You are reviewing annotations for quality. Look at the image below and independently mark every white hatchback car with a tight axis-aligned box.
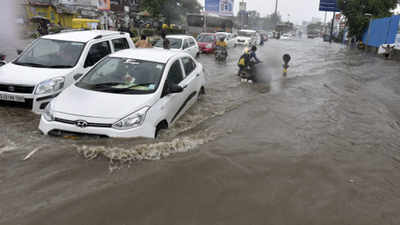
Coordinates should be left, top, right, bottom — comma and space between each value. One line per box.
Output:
39, 49, 206, 139
154, 35, 200, 58
0, 30, 134, 114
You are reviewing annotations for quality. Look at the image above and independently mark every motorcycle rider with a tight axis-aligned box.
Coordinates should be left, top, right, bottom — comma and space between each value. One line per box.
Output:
215, 36, 228, 58
249, 45, 261, 64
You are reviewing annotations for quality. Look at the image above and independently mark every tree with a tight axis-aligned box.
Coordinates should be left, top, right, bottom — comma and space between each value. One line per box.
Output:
338, 0, 398, 40
140, 0, 166, 18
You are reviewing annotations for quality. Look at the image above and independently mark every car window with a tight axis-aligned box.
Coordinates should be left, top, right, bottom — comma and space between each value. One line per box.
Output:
112, 38, 130, 52
183, 39, 190, 49
182, 57, 196, 76
77, 57, 164, 94
166, 60, 184, 85
84, 41, 111, 68
189, 38, 196, 47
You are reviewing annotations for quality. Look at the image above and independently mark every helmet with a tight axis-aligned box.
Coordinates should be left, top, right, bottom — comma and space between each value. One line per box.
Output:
162, 24, 168, 29
251, 45, 257, 52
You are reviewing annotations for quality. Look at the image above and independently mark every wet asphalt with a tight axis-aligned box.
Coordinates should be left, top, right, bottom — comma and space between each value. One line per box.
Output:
1, 38, 400, 225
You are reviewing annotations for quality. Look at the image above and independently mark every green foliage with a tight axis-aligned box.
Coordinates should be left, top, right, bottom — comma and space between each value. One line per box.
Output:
338, 0, 398, 39
140, 0, 166, 18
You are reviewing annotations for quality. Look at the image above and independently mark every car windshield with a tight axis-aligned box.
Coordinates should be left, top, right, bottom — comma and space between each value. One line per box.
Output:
154, 38, 182, 49
13, 38, 85, 68
197, 35, 214, 43
238, 31, 255, 37
76, 57, 164, 94
216, 34, 227, 39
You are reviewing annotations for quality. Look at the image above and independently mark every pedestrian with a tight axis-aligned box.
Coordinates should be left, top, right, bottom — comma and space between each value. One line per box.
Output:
161, 32, 170, 49
382, 44, 394, 60
135, 34, 152, 48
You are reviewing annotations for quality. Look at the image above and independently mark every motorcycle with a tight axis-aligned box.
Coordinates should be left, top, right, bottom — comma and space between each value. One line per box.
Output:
0, 54, 6, 67
215, 46, 227, 62
238, 58, 260, 83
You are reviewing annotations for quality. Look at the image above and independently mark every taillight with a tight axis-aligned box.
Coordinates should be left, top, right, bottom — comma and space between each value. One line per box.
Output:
0, 55, 5, 61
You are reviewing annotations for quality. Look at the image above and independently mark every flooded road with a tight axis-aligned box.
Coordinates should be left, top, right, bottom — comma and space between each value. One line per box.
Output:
2, 38, 400, 225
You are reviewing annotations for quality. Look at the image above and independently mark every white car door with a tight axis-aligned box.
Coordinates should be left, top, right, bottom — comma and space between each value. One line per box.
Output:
189, 38, 199, 57
182, 39, 192, 57
159, 59, 187, 124
180, 56, 201, 110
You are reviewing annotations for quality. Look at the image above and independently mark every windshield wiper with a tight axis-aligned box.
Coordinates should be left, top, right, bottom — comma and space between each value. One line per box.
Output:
14, 62, 47, 68
48, 65, 73, 68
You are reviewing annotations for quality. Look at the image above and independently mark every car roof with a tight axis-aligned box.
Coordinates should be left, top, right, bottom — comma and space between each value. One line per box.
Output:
166, 35, 194, 39
110, 48, 184, 63
239, 29, 256, 33
41, 30, 125, 43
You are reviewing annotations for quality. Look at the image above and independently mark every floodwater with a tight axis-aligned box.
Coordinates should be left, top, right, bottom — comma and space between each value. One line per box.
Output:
2, 38, 400, 225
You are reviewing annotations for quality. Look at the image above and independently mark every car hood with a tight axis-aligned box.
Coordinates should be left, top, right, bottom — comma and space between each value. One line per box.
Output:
53, 85, 157, 120
0, 63, 73, 86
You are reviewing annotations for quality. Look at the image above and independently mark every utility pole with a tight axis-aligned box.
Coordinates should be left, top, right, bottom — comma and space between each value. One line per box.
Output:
274, 0, 278, 16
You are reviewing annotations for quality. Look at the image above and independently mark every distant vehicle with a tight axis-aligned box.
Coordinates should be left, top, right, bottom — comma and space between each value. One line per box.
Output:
39, 49, 206, 139
281, 33, 290, 40
0, 30, 135, 114
154, 35, 200, 58
197, 33, 217, 53
235, 29, 257, 46
186, 14, 233, 35
216, 32, 235, 48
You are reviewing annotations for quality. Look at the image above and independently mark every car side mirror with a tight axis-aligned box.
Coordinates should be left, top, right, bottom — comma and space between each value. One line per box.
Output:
168, 83, 183, 94
17, 49, 23, 55
73, 73, 84, 81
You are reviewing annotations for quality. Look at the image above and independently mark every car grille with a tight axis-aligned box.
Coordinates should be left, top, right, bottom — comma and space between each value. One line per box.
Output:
0, 84, 35, 94
238, 40, 245, 42
54, 117, 113, 128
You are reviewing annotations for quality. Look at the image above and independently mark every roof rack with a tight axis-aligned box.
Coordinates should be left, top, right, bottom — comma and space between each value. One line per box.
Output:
94, 32, 128, 40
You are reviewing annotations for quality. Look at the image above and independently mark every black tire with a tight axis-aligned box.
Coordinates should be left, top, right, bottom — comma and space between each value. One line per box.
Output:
155, 120, 168, 139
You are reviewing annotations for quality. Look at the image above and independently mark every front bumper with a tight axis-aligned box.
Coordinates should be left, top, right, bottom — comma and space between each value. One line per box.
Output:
0, 90, 60, 114
39, 116, 156, 139
200, 48, 214, 53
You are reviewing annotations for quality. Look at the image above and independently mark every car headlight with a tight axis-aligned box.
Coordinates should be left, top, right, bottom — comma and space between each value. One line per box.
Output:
43, 102, 54, 122
206, 44, 212, 48
35, 77, 65, 95
112, 107, 150, 130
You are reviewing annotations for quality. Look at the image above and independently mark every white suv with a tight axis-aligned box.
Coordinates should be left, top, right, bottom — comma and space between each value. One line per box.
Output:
0, 30, 135, 114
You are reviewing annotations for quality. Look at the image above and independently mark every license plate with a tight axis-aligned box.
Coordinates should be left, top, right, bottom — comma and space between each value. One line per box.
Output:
0, 94, 25, 102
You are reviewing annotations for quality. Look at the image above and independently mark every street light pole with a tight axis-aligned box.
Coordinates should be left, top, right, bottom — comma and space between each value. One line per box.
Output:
365, 13, 372, 48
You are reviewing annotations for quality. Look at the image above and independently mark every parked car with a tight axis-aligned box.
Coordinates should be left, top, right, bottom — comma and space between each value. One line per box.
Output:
235, 29, 257, 46
154, 35, 200, 58
0, 30, 134, 114
39, 49, 206, 139
197, 33, 217, 53
281, 33, 290, 40
216, 32, 236, 48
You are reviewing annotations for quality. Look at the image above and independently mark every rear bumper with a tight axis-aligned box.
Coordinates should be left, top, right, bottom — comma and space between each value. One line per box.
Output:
200, 48, 214, 53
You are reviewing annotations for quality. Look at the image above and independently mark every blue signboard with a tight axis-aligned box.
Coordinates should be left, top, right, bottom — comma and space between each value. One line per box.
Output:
205, 0, 219, 13
319, 0, 340, 12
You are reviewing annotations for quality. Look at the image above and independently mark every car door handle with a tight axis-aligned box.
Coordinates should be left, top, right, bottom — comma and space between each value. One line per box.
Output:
196, 74, 200, 77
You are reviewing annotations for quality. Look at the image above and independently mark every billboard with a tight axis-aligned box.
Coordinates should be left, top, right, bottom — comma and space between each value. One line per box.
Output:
97, 0, 110, 10
205, 0, 219, 13
205, 0, 234, 16
319, 0, 340, 12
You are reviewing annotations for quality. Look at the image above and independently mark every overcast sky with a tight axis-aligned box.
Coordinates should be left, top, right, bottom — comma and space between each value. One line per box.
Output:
199, 0, 329, 24
199, 0, 400, 25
